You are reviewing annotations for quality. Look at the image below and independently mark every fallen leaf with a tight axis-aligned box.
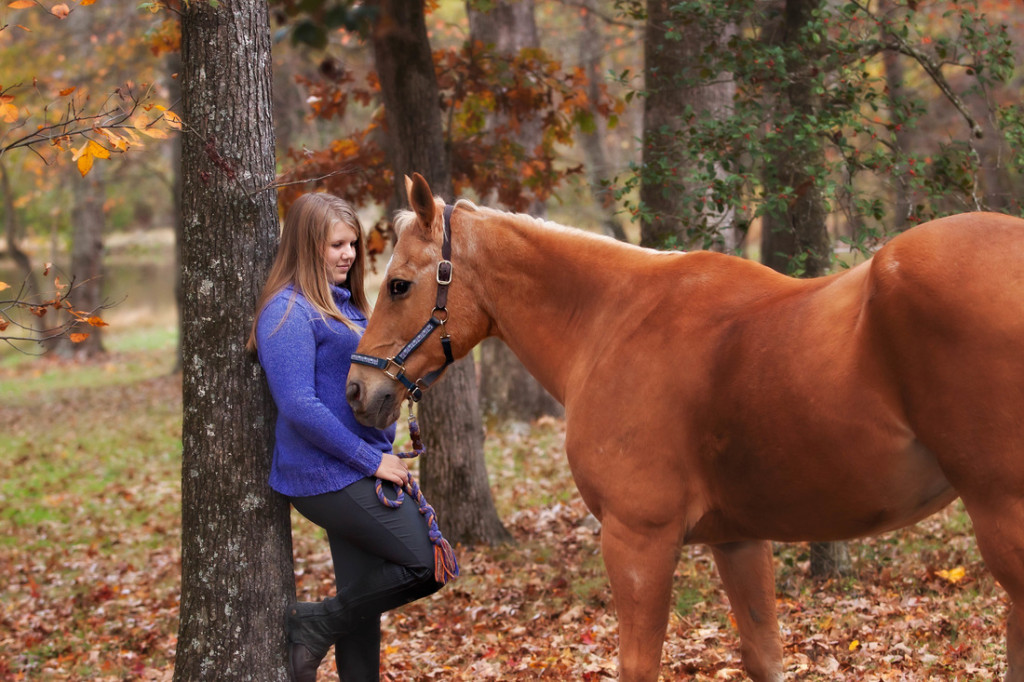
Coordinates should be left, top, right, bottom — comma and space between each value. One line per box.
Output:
937, 566, 967, 584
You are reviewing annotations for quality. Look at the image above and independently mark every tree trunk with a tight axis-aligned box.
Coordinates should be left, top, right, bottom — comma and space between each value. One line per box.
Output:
371, 0, 511, 545
640, 0, 737, 251
760, 0, 832, 279
810, 540, 853, 580
174, 1, 293, 679
578, 0, 628, 243
467, 0, 562, 423
478, 339, 563, 421
0, 161, 41, 334
759, 0, 851, 578
881, 0, 912, 232
1, 162, 34, 284
65, 163, 106, 357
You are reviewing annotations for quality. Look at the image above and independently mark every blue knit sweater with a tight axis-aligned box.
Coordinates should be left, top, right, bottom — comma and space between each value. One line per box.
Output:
256, 284, 395, 497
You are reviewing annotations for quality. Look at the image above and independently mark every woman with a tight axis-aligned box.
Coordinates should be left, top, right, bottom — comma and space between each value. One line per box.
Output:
247, 193, 444, 682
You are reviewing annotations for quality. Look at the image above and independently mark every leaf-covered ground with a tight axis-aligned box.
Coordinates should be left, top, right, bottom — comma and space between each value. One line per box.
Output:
0, 347, 1010, 680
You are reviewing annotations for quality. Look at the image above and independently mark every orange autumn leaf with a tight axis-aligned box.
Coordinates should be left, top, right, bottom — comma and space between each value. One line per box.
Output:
69, 332, 90, 343
7, 0, 35, 8
0, 96, 18, 123
59, 86, 76, 96
72, 139, 111, 176
87, 316, 108, 327
0, 281, 8, 292
0, 318, 8, 332
154, 105, 182, 130
80, 0, 96, 4
76, 150, 94, 176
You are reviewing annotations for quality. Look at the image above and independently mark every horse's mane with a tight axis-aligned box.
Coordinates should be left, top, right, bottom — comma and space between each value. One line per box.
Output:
394, 196, 653, 257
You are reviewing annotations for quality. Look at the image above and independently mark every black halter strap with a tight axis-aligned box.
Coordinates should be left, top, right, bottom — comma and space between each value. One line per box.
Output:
351, 204, 455, 402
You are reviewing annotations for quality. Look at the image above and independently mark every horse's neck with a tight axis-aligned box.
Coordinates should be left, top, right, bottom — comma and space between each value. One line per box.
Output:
470, 214, 647, 403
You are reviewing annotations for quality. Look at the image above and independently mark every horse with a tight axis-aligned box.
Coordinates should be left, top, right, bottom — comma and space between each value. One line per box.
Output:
346, 173, 1024, 681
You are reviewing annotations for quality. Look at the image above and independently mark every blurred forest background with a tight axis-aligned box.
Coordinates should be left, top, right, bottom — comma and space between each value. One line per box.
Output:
2, 0, 1021, 357
3, 0, 1024, 679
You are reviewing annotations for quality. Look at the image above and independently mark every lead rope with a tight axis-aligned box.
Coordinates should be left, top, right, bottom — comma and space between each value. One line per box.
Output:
374, 404, 460, 585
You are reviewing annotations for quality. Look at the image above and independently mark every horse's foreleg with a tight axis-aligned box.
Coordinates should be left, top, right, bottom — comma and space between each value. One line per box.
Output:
710, 540, 784, 682
601, 518, 679, 682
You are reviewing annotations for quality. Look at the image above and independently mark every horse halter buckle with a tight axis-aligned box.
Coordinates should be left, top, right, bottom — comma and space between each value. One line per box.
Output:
351, 204, 456, 403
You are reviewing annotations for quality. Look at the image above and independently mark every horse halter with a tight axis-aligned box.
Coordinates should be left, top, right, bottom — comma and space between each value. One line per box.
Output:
350, 204, 456, 403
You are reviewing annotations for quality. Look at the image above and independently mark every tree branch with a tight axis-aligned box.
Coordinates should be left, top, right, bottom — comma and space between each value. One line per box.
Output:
847, 0, 984, 139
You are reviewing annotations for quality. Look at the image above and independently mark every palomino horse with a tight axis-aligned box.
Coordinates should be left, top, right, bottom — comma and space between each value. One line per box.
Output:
347, 173, 1024, 681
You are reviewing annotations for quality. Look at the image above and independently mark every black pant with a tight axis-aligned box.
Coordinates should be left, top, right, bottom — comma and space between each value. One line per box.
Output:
291, 477, 443, 682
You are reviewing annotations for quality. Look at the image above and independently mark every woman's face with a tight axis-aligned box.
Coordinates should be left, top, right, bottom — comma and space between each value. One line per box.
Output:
324, 220, 359, 285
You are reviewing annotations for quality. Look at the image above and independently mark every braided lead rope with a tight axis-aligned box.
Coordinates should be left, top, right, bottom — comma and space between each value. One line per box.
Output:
374, 411, 460, 585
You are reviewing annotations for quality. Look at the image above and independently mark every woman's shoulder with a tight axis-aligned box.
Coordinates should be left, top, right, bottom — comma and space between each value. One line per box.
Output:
259, 286, 314, 327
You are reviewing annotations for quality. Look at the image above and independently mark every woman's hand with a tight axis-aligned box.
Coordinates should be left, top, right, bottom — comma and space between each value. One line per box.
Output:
374, 453, 410, 486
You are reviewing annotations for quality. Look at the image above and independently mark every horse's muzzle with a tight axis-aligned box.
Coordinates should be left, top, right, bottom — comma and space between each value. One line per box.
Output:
346, 377, 402, 430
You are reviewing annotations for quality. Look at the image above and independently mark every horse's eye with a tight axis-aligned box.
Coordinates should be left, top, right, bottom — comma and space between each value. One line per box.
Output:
388, 279, 411, 298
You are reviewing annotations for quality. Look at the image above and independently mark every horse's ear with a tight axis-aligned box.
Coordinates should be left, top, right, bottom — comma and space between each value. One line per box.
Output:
406, 173, 436, 234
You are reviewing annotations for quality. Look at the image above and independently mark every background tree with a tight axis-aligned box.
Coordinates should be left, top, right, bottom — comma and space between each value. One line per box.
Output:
467, 0, 563, 422
59, 3, 109, 358
366, 0, 512, 546
624, 0, 739, 251
619, 0, 1018, 256
576, 0, 633, 242
0, 1, 177, 352
174, 0, 292, 678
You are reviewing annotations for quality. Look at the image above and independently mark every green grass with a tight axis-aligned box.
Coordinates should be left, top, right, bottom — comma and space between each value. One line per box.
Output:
0, 325, 177, 398
0, 327, 183, 678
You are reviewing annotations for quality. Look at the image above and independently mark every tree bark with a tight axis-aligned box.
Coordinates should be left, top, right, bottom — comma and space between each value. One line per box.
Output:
0, 161, 42, 339
578, 0, 628, 243
65, 163, 106, 357
881, 0, 912, 232
174, 1, 293, 679
467, 0, 563, 423
371, 0, 511, 545
760, 0, 832, 278
1, 162, 34, 286
640, 0, 737, 251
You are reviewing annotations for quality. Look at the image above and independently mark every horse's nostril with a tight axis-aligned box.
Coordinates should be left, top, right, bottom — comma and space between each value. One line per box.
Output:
346, 380, 362, 404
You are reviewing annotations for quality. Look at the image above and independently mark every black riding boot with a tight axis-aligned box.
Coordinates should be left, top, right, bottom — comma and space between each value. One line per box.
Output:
286, 599, 350, 682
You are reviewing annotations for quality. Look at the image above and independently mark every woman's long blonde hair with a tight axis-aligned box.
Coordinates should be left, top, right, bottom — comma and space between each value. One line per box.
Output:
246, 193, 370, 352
